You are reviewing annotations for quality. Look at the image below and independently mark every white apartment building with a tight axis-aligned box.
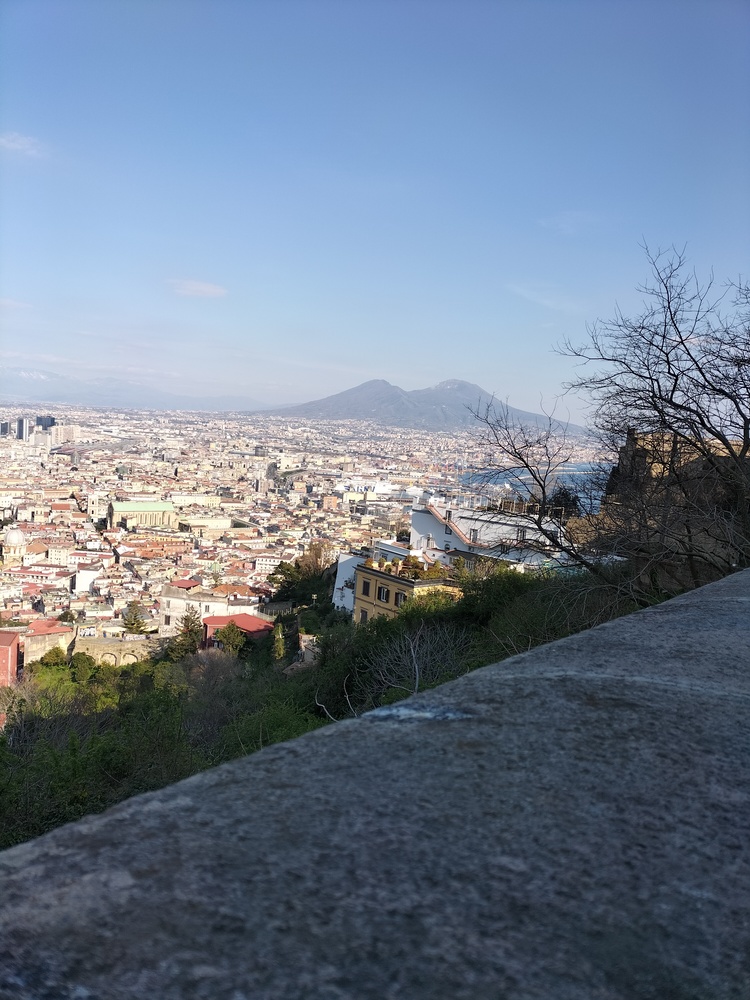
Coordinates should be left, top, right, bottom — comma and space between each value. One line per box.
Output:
252, 552, 284, 576
158, 580, 259, 636
410, 498, 564, 571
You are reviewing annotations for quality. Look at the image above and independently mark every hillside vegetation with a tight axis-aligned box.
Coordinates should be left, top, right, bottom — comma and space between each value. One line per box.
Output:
0, 564, 641, 849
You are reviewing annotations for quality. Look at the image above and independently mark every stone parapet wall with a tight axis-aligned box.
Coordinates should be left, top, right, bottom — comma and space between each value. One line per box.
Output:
72, 635, 166, 666
0, 571, 748, 998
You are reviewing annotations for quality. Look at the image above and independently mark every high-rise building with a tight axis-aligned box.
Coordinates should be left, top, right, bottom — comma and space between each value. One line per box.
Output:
35, 415, 56, 430
0, 421, 9, 437
50, 424, 79, 445
16, 418, 30, 441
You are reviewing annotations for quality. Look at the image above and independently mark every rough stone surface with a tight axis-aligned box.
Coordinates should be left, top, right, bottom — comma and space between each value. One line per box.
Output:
0, 572, 749, 999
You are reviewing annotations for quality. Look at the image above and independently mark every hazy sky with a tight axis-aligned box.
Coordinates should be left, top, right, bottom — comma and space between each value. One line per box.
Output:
1, 0, 748, 416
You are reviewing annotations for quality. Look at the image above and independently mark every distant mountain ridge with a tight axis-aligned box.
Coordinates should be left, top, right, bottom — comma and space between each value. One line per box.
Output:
0, 367, 266, 411
0, 367, 583, 431
263, 379, 582, 431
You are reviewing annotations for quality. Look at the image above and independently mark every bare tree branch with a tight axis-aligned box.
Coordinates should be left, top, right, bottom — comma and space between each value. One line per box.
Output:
474, 248, 750, 597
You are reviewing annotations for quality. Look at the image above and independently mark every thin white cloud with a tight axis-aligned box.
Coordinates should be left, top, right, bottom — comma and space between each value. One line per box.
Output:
0, 350, 71, 365
282, 357, 379, 377
506, 282, 589, 314
0, 132, 46, 157
167, 279, 228, 298
0, 298, 32, 309
0, 350, 183, 381
538, 210, 599, 236
120, 365, 182, 378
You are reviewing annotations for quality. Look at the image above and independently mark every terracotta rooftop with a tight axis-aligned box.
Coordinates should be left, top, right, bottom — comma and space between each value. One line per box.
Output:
203, 614, 272, 635
213, 583, 255, 596
25, 619, 75, 637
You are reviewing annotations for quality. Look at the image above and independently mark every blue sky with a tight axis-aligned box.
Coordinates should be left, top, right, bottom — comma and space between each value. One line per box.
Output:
1, 0, 748, 416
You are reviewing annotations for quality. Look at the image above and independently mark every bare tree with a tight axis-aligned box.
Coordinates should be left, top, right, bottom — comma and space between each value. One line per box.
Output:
564, 247, 750, 458
471, 400, 611, 578
357, 621, 473, 702
472, 247, 750, 596
561, 246, 750, 587
297, 539, 335, 576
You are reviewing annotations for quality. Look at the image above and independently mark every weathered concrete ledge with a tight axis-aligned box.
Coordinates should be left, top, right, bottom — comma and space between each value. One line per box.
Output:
1, 572, 749, 999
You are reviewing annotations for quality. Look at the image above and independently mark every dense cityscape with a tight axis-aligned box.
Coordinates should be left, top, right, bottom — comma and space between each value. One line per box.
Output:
0, 402, 597, 667
1, 0, 747, 992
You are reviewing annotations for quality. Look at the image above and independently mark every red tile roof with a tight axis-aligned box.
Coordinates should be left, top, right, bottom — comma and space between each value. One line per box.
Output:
203, 614, 272, 635
25, 620, 74, 637
213, 583, 255, 596
172, 579, 201, 589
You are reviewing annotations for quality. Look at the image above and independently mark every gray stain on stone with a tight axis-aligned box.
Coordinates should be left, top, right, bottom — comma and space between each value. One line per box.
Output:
364, 704, 476, 721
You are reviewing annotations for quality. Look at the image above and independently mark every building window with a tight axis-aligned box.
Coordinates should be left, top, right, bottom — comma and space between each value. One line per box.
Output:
204, 604, 210, 612
361, 579, 371, 596
469, 528, 478, 543
376, 585, 390, 603
394, 591, 407, 608
516, 528, 527, 542
359, 609, 368, 623
445, 510, 452, 522
444, 526, 452, 535
164, 615, 171, 626
165, 600, 171, 609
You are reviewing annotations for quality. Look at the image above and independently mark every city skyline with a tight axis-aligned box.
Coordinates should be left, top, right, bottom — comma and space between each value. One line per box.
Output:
1, 0, 749, 420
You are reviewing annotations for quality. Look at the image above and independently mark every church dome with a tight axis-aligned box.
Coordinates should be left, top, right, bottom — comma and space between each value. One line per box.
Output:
3, 528, 26, 548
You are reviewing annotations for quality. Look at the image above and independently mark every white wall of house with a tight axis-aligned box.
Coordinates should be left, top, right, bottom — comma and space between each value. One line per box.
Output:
159, 588, 258, 635
74, 565, 104, 594
410, 503, 559, 567
332, 553, 360, 614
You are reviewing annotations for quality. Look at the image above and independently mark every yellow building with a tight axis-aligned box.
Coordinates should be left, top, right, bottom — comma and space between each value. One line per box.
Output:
108, 501, 177, 530
353, 564, 460, 624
